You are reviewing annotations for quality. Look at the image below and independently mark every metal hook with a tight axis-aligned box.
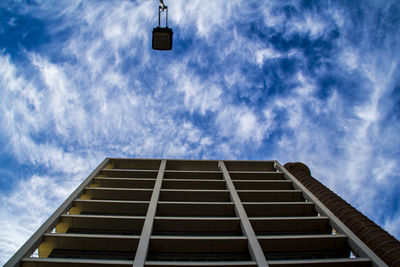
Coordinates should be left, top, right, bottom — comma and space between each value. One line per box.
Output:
159, 0, 166, 11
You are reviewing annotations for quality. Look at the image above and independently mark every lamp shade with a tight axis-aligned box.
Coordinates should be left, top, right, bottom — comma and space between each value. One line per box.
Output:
152, 27, 173, 50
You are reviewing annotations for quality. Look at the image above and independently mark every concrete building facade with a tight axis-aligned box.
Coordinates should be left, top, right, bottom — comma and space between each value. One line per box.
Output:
5, 158, 400, 267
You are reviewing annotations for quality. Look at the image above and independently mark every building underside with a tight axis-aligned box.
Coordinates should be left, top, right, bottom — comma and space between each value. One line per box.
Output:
5, 158, 400, 267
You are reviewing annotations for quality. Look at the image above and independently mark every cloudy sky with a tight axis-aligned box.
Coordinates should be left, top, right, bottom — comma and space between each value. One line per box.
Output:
1, 0, 399, 264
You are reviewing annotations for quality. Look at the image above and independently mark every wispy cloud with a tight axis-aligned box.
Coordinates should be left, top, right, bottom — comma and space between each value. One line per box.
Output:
0, 174, 84, 261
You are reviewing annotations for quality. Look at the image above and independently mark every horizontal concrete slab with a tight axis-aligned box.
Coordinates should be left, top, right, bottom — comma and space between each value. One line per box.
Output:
244, 202, 316, 217
41, 233, 140, 252
74, 199, 149, 216
145, 261, 257, 266
84, 187, 153, 201
162, 179, 226, 189
267, 258, 371, 267
93, 177, 156, 189
166, 160, 220, 171
149, 236, 249, 253
258, 234, 348, 253
22, 258, 133, 267
164, 170, 223, 180
98, 169, 158, 178
153, 217, 242, 236
108, 158, 161, 170
159, 189, 231, 202
157, 202, 236, 217
233, 180, 293, 190
250, 216, 331, 235
60, 214, 145, 233
224, 161, 276, 171
229, 171, 285, 180
237, 190, 304, 202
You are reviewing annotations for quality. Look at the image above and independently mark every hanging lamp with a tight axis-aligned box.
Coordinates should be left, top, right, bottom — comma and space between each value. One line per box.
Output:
152, 0, 173, 50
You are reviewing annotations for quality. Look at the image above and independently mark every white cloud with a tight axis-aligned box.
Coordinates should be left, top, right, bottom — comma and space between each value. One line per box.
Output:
172, 1, 239, 39
272, 27, 400, 227
0, 174, 84, 265
216, 106, 267, 144
295, 13, 326, 38
255, 48, 281, 66
340, 49, 359, 71
0, 53, 100, 174
384, 214, 400, 240
171, 63, 223, 115
295, 71, 316, 97
260, 2, 331, 39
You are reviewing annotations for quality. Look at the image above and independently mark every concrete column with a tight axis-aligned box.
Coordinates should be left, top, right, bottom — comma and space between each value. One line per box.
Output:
133, 160, 166, 267
284, 162, 399, 267
218, 160, 268, 266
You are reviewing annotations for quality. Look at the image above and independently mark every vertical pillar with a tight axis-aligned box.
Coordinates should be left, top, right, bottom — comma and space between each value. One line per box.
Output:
282, 162, 398, 267
218, 161, 268, 266
133, 159, 166, 267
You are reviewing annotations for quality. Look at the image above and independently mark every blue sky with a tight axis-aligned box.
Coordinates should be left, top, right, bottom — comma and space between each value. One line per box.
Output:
0, 0, 399, 263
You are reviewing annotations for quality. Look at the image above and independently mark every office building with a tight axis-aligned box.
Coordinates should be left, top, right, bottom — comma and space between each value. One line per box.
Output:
5, 158, 400, 266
